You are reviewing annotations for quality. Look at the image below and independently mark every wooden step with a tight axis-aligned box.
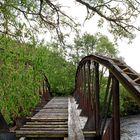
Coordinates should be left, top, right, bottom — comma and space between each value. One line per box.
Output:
39, 109, 68, 113
23, 124, 68, 128
31, 117, 67, 122
47, 102, 68, 104
16, 130, 68, 138
34, 113, 68, 116
20, 127, 68, 131
83, 131, 96, 137
16, 97, 69, 139
26, 121, 68, 125
43, 106, 68, 109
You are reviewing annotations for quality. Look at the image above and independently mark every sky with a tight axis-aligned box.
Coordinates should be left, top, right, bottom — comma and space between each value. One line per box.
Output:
59, 0, 140, 73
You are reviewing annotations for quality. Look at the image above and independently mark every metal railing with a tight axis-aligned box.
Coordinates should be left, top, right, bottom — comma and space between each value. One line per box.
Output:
39, 74, 52, 101
73, 55, 140, 140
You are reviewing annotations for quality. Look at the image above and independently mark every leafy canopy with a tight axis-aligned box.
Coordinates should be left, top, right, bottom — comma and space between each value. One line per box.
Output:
69, 32, 118, 64
0, 0, 140, 42
0, 0, 77, 42
0, 36, 76, 124
76, 0, 140, 41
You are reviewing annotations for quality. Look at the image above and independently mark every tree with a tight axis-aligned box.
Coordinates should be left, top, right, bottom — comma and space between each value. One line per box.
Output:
76, 0, 140, 41
95, 33, 118, 57
0, 0, 77, 42
0, 0, 140, 42
70, 32, 118, 64
0, 36, 76, 124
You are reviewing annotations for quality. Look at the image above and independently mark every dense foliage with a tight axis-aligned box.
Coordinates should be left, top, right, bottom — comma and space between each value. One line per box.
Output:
0, 0, 77, 43
0, 0, 140, 42
0, 36, 76, 124
70, 32, 118, 64
0, 0, 139, 128
100, 76, 140, 117
76, 0, 140, 41
0, 33, 139, 126
119, 86, 140, 116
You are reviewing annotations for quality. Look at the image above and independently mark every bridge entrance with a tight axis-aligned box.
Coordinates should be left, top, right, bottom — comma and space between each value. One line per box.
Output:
16, 97, 97, 140
0, 55, 140, 140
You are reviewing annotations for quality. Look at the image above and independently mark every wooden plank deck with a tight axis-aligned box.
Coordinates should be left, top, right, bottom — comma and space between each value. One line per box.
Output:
16, 97, 96, 139
16, 97, 68, 138
68, 97, 85, 140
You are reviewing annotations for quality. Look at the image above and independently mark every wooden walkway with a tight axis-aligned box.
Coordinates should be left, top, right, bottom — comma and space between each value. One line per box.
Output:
1, 54, 140, 140
16, 97, 68, 139
16, 97, 96, 140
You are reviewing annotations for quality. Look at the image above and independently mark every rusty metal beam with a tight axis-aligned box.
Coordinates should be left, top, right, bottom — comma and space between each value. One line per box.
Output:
94, 62, 100, 138
75, 55, 140, 104
74, 54, 140, 139
112, 75, 120, 140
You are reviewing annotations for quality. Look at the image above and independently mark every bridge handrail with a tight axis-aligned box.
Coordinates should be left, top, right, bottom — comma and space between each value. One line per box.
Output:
74, 54, 140, 140
75, 54, 140, 103
39, 72, 52, 101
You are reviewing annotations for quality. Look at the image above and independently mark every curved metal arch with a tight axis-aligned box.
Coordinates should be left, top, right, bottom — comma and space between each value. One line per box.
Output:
75, 55, 140, 103
74, 54, 140, 140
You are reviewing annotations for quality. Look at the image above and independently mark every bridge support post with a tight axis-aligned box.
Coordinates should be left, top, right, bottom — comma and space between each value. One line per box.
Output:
112, 75, 120, 140
94, 62, 100, 138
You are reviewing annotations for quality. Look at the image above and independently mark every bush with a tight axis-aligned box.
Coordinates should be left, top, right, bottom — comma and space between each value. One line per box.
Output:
0, 36, 76, 125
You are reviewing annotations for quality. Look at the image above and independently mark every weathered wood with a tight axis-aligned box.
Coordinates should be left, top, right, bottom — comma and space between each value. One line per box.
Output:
45, 103, 68, 105
23, 124, 67, 128
19, 137, 25, 140
26, 121, 68, 125
16, 130, 68, 138
31, 118, 67, 122
15, 97, 97, 139
39, 109, 68, 113
48, 101, 68, 103
33, 115, 68, 118
20, 127, 68, 131
43, 106, 68, 109
47, 101, 68, 103
68, 97, 85, 140
16, 97, 69, 139
52, 97, 68, 100
15, 97, 96, 139
83, 131, 96, 137
34, 113, 68, 116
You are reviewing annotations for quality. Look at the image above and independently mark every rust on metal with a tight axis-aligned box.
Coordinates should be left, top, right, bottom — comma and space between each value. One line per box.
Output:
74, 54, 140, 140
1, 54, 140, 140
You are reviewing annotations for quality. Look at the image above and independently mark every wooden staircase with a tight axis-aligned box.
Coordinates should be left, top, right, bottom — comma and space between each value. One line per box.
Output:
16, 97, 68, 139
16, 97, 96, 140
